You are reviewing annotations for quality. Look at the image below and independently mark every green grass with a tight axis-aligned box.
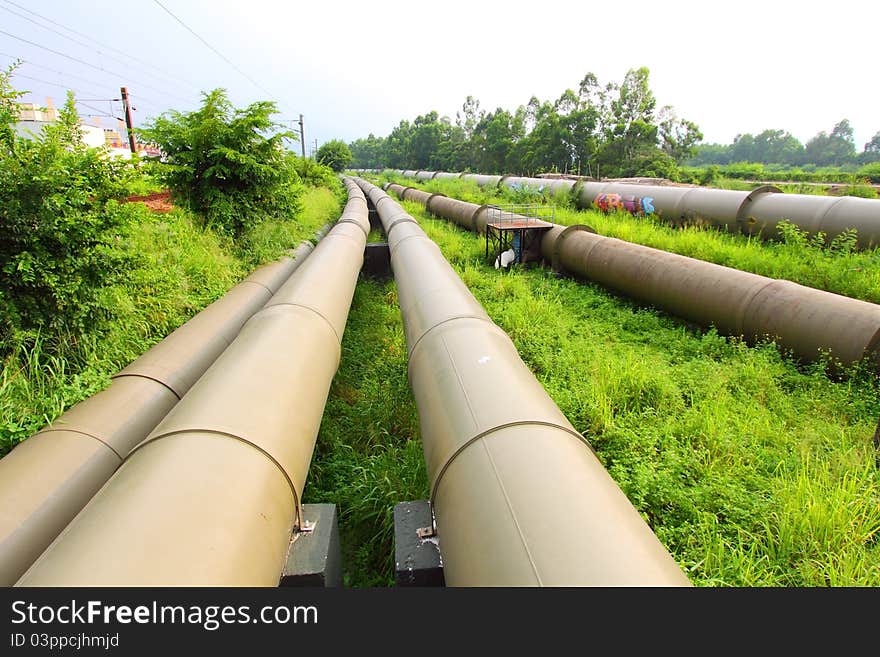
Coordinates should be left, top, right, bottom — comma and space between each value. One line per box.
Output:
237, 185, 343, 267
390, 198, 880, 586
0, 186, 342, 457
379, 174, 880, 304
305, 277, 426, 586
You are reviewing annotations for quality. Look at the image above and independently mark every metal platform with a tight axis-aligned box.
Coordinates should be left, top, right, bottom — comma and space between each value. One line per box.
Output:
484, 204, 554, 268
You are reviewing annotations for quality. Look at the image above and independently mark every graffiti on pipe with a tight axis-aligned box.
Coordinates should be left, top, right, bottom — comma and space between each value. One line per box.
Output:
594, 193, 655, 216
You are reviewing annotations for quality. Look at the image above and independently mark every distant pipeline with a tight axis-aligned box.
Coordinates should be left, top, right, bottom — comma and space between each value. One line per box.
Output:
359, 169, 880, 249
380, 180, 880, 373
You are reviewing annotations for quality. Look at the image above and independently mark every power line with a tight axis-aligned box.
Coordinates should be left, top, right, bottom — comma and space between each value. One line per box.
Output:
2, 53, 119, 95
10, 72, 103, 99
0, 0, 200, 92
0, 29, 195, 106
152, 0, 277, 101
5, 63, 174, 122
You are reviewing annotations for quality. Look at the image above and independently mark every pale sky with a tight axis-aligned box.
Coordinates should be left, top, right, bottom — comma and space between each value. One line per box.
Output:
3, 0, 878, 153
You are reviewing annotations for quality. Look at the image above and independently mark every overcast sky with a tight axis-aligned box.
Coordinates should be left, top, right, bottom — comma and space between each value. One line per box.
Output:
3, 0, 878, 154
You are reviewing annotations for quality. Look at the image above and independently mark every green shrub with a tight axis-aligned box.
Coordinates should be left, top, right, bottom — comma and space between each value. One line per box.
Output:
138, 88, 304, 238
858, 163, 880, 183
0, 72, 134, 337
316, 139, 353, 172
290, 156, 337, 187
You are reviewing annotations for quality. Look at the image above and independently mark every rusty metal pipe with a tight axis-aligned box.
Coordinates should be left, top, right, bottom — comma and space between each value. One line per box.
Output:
16, 180, 367, 586
354, 177, 688, 586
390, 184, 880, 370
0, 242, 317, 586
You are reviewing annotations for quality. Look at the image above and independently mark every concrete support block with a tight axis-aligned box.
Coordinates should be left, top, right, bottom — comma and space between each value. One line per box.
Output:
361, 243, 391, 280
393, 501, 444, 586
280, 504, 341, 587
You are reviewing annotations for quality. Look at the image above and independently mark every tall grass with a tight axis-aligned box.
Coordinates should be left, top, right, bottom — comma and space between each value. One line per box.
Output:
399, 199, 880, 586
381, 174, 880, 304
305, 278, 426, 586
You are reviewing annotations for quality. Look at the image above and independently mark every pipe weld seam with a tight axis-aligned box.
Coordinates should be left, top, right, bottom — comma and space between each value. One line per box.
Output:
734, 278, 781, 337
551, 224, 598, 273
389, 232, 433, 259
257, 302, 344, 346
127, 427, 301, 515
109, 372, 182, 400
384, 215, 419, 237
469, 204, 490, 233
429, 420, 592, 505
405, 313, 497, 361
815, 195, 850, 235
33, 428, 124, 461
239, 278, 277, 297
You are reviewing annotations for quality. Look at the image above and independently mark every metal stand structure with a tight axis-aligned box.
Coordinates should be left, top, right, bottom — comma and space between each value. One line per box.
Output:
485, 204, 554, 268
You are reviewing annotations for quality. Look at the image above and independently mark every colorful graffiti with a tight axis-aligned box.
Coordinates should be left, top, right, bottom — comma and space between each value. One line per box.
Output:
594, 193, 654, 216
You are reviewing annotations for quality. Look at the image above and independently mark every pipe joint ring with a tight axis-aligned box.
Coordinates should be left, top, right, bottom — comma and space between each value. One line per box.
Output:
429, 420, 594, 505
552, 224, 597, 274
128, 428, 307, 531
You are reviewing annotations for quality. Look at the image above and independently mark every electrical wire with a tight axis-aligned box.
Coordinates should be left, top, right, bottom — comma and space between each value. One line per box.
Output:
9, 72, 104, 100
1, 53, 119, 95
0, 0, 200, 91
0, 29, 195, 106
151, 0, 277, 101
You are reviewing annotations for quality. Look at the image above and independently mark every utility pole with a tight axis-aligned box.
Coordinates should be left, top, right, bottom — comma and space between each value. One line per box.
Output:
298, 114, 305, 158
120, 86, 136, 154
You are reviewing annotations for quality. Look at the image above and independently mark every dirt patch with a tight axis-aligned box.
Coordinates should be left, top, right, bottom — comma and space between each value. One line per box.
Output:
121, 190, 174, 213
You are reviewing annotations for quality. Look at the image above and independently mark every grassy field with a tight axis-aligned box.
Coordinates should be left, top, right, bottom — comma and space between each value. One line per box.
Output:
384, 174, 880, 305
0, 186, 341, 457
328, 190, 879, 586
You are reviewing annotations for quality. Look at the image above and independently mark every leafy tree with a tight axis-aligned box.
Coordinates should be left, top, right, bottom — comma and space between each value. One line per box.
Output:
658, 106, 703, 163
138, 88, 302, 237
349, 133, 385, 168
384, 119, 413, 169
860, 131, 880, 164
409, 111, 443, 169
1, 65, 132, 335
316, 139, 352, 172
804, 119, 857, 166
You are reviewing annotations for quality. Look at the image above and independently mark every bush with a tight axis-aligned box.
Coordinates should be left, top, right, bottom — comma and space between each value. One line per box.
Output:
858, 162, 880, 183
316, 139, 352, 172
290, 156, 337, 187
138, 88, 304, 237
0, 70, 133, 337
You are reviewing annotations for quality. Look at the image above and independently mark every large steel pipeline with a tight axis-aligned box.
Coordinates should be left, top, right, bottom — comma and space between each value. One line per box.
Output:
17, 179, 369, 586
0, 244, 316, 587
393, 170, 880, 249
386, 183, 880, 371
354, 176, 688, 586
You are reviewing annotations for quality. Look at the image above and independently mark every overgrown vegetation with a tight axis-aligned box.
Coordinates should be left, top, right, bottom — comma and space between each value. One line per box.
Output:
138, 88, 305, 238
1, 64, 136, 339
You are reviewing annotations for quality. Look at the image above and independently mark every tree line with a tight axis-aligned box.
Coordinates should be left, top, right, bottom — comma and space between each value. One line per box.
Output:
691, 121, 880, 168
349, 67, 703, 179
